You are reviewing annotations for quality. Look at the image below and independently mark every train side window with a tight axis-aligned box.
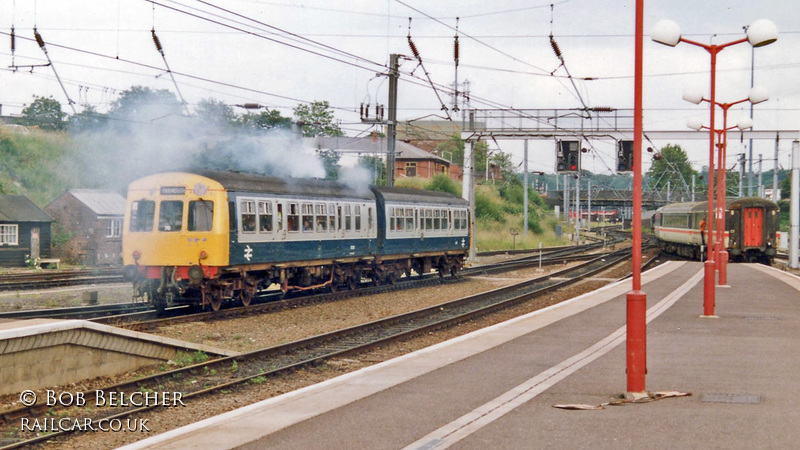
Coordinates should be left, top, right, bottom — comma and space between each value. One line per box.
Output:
355, 205, 362, 231
316, 204, 327, 232
368, 207, 373, 231
240, 200, 256, 233
276, 203, 284, 231
328, 203, 336, 232
130, 200, 155, 232
301, 203, 313, 232
258, 201, 273, 233
345, 205, 352, 231
337, 206, 342, 231
159, 200, 184, 232
425, 209, 433, 230
433, 210, 441, 230
447, 210, 452, 230
389, 207, 396, 231
395, 207, 404, 231
441, 209, 448, 229
405, 208, 414, 231
188, 200, 213, 232
287, 203, 299, 232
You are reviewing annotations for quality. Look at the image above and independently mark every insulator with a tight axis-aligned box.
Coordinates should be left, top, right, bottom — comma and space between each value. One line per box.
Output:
408, 36, 421, 60
374, 104, 379, 117
454, 36, 459, 63
33, 29, 45, 49
10, 27, 15, 53
360, 103, 364, 118
241, 103, 261, 109
379, 105, 384, 120
591, 106, 613, 112
151, 29, 163, 52
549, 35, 562, 58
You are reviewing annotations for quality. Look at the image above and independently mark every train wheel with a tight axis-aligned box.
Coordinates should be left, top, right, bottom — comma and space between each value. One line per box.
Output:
346, 276, 357, 291
239, 290, 253, 307
388, 272, 398, 285
449, 265, 459, 279
210, 293, 223, 311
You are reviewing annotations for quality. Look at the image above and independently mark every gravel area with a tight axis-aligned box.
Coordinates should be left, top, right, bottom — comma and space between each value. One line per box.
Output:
10, 248, 660, 449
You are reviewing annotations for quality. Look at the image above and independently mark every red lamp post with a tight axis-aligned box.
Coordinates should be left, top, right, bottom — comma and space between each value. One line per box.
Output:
626, 0, 646, 395
652, 19, 777, 317
686, 87, 767, 285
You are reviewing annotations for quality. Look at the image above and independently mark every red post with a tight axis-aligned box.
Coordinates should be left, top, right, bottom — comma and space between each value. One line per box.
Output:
704, 47, 717, 316
627, 0, 647, 394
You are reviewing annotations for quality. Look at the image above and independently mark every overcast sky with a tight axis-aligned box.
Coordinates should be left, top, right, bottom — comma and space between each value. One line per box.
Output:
1, 0, 798, 176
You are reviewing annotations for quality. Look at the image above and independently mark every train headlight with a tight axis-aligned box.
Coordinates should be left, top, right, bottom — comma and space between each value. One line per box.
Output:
188, 265, 205, 282
199, 250, 208, 260
132, 250, 141, 261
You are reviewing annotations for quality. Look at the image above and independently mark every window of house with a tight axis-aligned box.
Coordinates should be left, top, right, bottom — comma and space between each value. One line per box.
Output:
405, 162, 417, 177
107, 219, 122, 237
159, 200, 184, 232
258, 201, 273, 233
130, 200, 155, 232
0, 225, 18, 245
188, 200, 213, 232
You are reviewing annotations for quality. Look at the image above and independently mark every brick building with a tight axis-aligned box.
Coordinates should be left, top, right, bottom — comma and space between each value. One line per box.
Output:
45, 189, 126, 266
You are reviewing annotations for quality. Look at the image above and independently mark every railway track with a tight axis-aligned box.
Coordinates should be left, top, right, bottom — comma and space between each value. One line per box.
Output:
0, 267, 123, 291
0, 245, 647, 449
0, 240, 621, 324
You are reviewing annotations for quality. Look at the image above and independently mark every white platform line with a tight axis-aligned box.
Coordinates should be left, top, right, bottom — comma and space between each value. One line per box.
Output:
404, 269, 704, 450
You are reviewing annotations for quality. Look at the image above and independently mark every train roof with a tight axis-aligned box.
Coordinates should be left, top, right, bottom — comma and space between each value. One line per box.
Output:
192, 170, 375, 200
656, 197, 778, 214
371, 186, 469, 207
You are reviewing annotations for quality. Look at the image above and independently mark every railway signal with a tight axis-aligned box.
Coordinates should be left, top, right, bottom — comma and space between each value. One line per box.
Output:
556, 140, 581, 173
617, 140, 634, 173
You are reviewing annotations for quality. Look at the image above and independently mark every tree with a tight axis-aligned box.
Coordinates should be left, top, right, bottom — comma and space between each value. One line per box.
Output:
109, 86, 183, 121
20, 96, 67, 130
316, 147, 340, 180
357, 154, 386, 185
239, 109, 292, 131
646, 144, 697, 192
68, 105, 108, 133
194, 98, 237, 130
293, 100, 343, 137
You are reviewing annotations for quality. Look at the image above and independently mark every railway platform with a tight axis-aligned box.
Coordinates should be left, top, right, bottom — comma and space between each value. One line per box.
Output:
123, 261, 800, 449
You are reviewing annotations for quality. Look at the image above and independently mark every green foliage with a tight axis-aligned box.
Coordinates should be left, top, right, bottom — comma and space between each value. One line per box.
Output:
527, 209, 544, 234
646, 144, 697, 191
238, 109, 292, 131
316, 147, 340, 180
293, 100, 343, 137
426, 174, 460, 196
475, 191, 505, 222
433, 135, 464, 165
0, 132, 73, 204
21, 96, 67, 131
172, 351, 210, 367
195, 98, 237, 129
778, 199, 790, 231
358, 155, 386, 185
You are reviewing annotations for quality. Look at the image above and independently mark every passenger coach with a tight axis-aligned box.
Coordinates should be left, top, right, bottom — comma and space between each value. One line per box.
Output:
652, 197, 778, 264
123, 170, 470, 312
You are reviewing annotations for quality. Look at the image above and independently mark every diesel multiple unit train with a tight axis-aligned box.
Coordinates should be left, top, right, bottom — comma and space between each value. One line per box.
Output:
122, 171, 470, 312
652, 197, 779, 264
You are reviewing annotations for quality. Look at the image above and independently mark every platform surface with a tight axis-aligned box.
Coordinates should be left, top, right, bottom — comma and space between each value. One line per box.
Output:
123, 261, 800, 449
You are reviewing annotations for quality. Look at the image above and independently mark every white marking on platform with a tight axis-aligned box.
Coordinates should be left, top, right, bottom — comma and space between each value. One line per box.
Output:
404, 269, 704, 450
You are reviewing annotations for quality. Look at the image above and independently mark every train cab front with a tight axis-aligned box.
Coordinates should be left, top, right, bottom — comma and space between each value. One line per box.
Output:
122, 173, 229, 312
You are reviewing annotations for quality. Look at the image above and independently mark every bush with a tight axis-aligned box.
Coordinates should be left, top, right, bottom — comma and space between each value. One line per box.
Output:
475, 191, 505, 221
527, 209, 543, 234
426, 174, 460, 196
